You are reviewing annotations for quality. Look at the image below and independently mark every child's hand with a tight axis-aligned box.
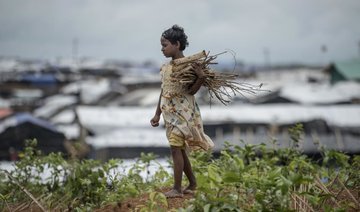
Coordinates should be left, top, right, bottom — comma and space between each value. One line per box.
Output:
150, 115, 160, 127
192, 63, 205, 78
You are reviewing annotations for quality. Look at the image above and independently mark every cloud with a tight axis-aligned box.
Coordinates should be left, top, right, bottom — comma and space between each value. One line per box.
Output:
0, 0, 359, 64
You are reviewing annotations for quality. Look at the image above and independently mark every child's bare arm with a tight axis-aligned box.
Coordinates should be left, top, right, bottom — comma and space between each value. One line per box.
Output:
188, 63, 205, 95
150, 89, 163, 127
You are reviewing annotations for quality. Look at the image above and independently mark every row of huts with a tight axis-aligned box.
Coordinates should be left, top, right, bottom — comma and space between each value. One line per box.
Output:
0, 57, 359, 161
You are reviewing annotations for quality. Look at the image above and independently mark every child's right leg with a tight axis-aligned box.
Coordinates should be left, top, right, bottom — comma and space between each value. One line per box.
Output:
164, 146, 184, 198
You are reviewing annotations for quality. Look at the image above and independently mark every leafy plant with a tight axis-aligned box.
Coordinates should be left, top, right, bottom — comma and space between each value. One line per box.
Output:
1, 124, 359, 212
137, 191, 168, 212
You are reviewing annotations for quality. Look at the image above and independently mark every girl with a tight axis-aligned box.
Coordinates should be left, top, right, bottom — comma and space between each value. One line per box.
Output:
150, 25, 214, 198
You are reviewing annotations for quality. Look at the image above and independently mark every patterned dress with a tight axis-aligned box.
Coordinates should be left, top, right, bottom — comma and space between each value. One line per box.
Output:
160, 60, 214, 151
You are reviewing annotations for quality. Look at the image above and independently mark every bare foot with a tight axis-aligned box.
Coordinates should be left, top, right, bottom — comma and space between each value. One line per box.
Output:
164, 189, 183, 198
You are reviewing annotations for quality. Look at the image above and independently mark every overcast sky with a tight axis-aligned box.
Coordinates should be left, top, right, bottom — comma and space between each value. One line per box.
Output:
0, 0, 359, 65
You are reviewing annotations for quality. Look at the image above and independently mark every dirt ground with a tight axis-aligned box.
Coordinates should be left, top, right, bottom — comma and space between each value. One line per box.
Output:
95, 187, 193, 212
4, 187, 192, 212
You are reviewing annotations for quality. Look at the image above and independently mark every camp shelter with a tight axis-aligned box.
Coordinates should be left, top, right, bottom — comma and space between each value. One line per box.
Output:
0, 113, 66, 160
326, 59, 360, 84
278, 81, 360, 105
76, 106, 168, 161
76, 105, 360, 161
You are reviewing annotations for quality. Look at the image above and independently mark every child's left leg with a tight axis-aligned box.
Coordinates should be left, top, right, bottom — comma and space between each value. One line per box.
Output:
182, 149, 196, 193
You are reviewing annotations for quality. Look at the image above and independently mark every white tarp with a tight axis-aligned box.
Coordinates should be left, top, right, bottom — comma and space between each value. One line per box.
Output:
76, 105, 360, 148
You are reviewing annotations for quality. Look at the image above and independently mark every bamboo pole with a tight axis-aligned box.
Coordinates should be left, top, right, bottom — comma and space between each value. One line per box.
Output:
291, 193, 315, 212
336, 177, 360, 207
3, 170, 48, 212
315, 176, 340, 207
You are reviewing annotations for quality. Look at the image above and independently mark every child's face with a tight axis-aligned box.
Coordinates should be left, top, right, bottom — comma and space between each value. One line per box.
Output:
160, 37, 180, 58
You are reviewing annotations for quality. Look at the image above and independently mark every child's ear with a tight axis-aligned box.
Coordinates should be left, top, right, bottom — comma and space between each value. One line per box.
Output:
176, 41, 181, 49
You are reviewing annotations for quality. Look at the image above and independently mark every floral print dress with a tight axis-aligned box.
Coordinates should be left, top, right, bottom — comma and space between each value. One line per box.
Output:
160, 61, 214, 151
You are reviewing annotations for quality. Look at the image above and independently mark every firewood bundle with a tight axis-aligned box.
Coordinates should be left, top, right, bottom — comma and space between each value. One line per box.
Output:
170, 50, 266, 105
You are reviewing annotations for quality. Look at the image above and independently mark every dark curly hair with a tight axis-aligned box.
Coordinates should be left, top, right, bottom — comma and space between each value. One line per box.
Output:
161, 25, 189, 51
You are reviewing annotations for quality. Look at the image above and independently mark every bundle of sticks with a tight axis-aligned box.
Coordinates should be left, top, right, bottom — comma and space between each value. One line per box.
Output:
170, 50, 267, 105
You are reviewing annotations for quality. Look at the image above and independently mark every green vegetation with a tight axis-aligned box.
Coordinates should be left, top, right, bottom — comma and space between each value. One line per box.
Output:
1, 124, 359, 211
0, 139, 172, 211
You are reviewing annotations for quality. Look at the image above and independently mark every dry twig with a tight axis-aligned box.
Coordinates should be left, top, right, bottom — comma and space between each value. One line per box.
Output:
170, 50, 269, 105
